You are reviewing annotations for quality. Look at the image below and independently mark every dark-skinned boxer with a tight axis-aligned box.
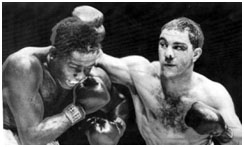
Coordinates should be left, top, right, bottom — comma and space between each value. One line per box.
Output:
3, 5, 128, 145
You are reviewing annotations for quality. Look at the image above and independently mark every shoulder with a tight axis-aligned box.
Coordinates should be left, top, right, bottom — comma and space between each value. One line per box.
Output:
4, 47, 42, 71
193, 72, 233, 110
194, 72, 229, 96
3, 47, 43, 85
151, 61, 161, 76
121, 55, 151, 67
122, 56, 157, 75
17, 46, 52, 55
8, 46, 52, 62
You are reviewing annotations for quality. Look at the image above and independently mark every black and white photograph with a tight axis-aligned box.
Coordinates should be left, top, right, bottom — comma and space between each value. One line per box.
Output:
2, 2, 242, 145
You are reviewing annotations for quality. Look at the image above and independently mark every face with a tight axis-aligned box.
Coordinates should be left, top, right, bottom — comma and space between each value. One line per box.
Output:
158, 29, 195, 78
51, 50, 100, 90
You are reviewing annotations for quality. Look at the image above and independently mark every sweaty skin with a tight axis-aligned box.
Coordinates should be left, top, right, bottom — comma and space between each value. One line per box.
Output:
99, 56, 207, 144
98, 55, 241, 144
96, 29, 241, 144
2, 46, 109, 144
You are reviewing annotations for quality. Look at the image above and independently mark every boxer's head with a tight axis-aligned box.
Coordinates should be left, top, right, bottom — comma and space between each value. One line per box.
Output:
48, 6, 105, 89
160, 17, 204, 50
158, 17, 203, 78
50, 16, 104, 57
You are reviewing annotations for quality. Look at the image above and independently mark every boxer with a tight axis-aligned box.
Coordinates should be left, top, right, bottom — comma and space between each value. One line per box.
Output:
3, 5, 127, 145
92, 17, 242, 144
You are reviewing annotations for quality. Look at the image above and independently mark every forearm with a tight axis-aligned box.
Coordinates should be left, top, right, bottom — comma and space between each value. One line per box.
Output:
19, 112, 71, 144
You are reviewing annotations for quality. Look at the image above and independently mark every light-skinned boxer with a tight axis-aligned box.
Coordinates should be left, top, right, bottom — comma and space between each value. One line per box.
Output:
93, 17, 242, 144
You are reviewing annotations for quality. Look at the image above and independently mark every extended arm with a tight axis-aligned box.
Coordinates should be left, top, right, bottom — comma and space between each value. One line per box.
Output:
96, 51, 151, 87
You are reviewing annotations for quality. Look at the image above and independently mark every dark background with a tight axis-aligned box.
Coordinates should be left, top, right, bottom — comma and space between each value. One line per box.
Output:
2, 2, 242, 145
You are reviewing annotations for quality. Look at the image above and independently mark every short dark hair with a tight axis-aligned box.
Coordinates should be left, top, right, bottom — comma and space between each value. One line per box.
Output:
50, 16, 104, 57
161, 17, 204, 49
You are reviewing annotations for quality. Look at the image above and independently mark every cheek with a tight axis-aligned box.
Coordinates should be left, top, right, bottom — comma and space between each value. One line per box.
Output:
62, 67, 74, 79
177, 52, 192, 66
57, 64, 72, 80
158, 48, 165, 60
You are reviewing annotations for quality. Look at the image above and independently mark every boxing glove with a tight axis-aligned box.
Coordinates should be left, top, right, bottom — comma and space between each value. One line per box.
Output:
86, 116, 126, 145
101, 85, 129, 119
185, 101, 233, 143
73, 76, 110, 115
72, 5, 105, 43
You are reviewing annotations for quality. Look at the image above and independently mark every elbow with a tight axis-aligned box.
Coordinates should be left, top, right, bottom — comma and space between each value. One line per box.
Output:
19, 134, 41, 145
19, 136, 40, 145
18, 129, 46, 145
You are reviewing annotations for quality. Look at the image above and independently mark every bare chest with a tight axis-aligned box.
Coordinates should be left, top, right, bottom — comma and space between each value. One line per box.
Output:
39, 69, 72, 117
133, 80, 196, 133
134, 88, 205, 144
155, 93, 193, 132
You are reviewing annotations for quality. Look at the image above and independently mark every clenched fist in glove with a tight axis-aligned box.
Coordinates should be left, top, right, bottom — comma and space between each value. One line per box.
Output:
73, 76, 111, 115
86, 116, 126, 145
185, 101, 233, 143
72, 5, 105, 43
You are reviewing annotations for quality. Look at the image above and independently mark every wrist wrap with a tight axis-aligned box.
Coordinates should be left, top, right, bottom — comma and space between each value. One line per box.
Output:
215, 125, 233, 143
64, 104, 86, 125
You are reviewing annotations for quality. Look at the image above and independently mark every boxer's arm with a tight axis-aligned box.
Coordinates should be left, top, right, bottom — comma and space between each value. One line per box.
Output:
211, 83, 242, 144
3, 55, 73, 144
85, 86, 129, 144
96, 52, 150, 86
12, 46, 52, 62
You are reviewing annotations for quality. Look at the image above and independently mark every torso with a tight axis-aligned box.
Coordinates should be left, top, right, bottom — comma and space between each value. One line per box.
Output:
38, 64, 73, 117
3, 46, 72, 129
129, 61, 212, 145
3, 46, 111, 130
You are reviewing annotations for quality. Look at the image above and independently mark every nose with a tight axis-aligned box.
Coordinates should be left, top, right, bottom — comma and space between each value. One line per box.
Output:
165, 47, 174, 62
74, 72, 86, 82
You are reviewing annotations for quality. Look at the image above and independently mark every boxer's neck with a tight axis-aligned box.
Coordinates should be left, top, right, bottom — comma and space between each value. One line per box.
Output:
160, 69, 194, 96
45, 54, 70, 93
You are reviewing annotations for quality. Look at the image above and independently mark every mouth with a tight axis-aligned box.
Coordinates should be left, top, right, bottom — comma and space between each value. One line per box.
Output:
65, 77, 88, 87
66, 80, 79, 87
164, 64, 176, 67
57, 79, 78, 89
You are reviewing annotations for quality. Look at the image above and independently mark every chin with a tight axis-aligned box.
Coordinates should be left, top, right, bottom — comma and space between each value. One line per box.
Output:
58, 79, 73, 90
161, 70, 177, 78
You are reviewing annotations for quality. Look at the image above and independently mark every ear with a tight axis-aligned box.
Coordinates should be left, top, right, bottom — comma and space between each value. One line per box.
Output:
49, 46, 57, 60
193, 48, 202, 62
